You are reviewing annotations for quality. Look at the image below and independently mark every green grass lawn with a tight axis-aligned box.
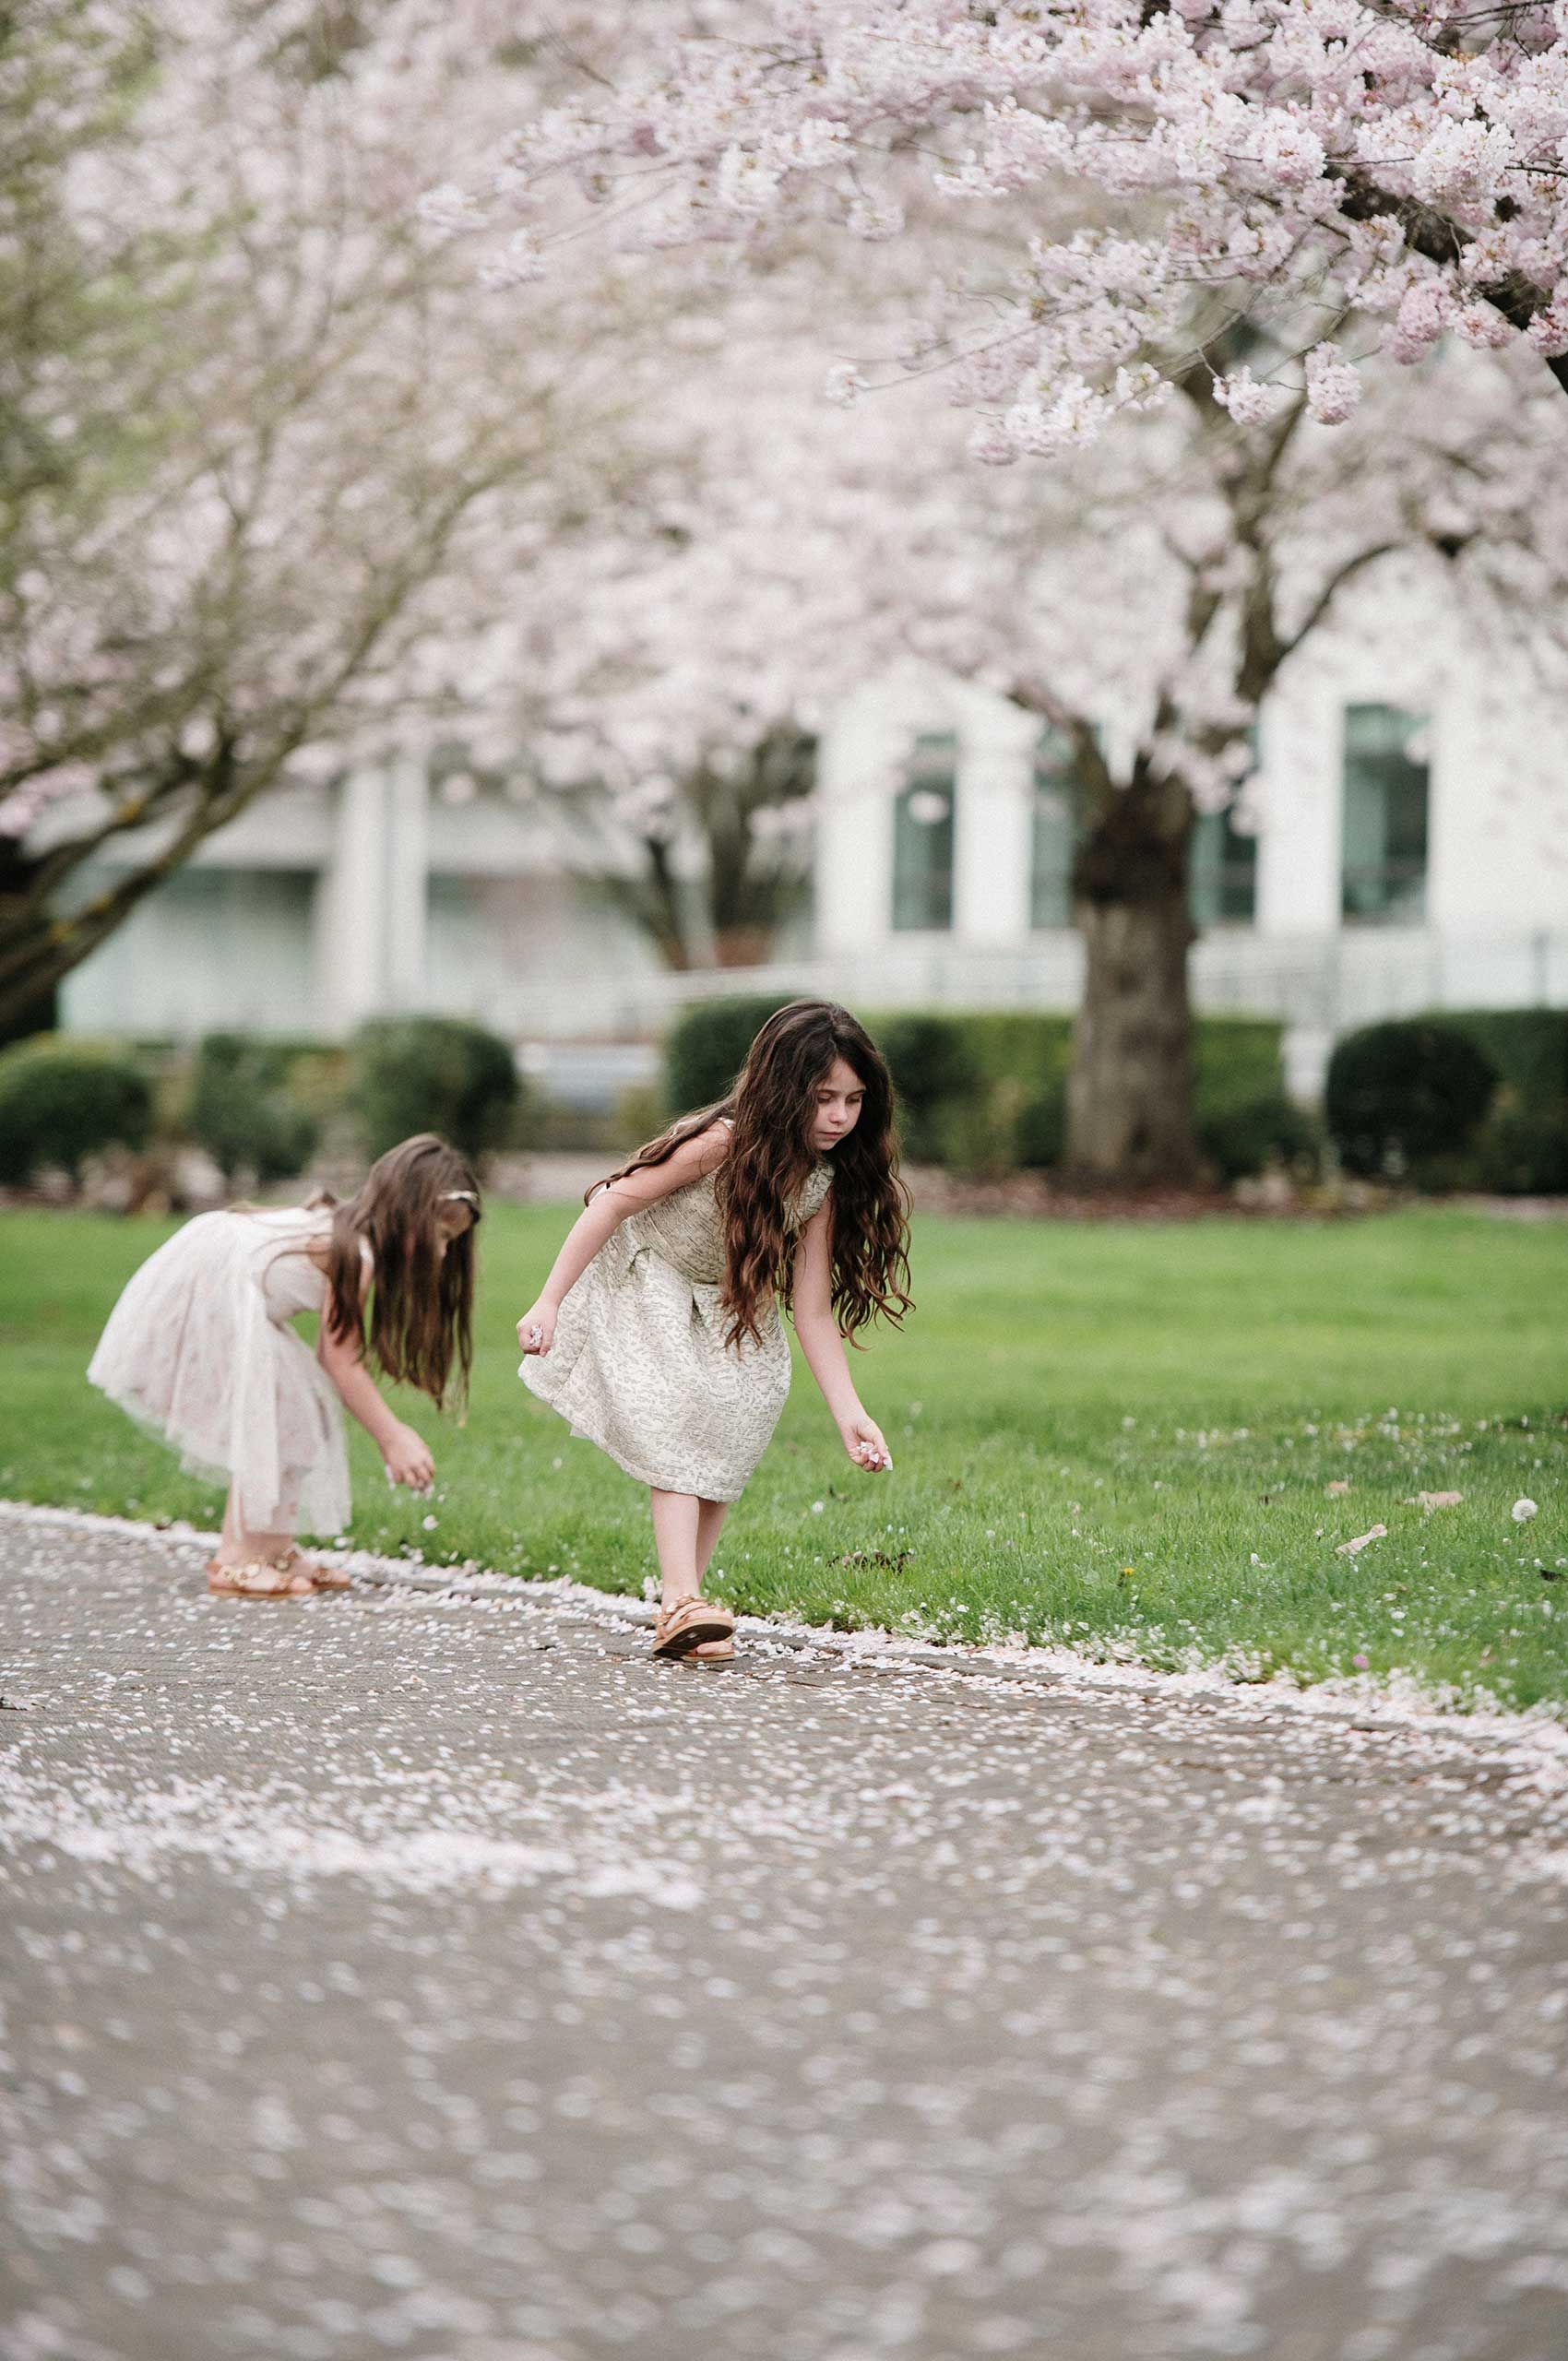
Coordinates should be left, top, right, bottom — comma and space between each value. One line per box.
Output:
2, 1205, 1564, 1707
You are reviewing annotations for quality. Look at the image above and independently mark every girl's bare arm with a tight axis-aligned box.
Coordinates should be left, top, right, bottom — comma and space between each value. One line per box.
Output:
791, 1196, 892, 1473
517, 1126, 729, 1354
317, 1317, 434, 1488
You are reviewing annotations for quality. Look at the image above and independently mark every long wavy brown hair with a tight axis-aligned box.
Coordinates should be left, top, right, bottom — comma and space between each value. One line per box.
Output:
597, 1001, 912, 1349
316, 1133, 481, 1409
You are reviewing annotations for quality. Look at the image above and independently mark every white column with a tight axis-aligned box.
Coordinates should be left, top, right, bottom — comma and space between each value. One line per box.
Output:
814, 693, 900, 951
385, 751, 429, 1012
1254, 682, 1342, 935
315, 755, 432, 1030
953, 698, 1037, 943
315, 767, 388, 1033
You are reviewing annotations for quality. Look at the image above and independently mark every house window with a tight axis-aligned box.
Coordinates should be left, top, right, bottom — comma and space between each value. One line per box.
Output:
892, 732, 956, 931
1342, 704, 1429, 924
1029, 727, 1085, 930
1190, 804, 1257, 924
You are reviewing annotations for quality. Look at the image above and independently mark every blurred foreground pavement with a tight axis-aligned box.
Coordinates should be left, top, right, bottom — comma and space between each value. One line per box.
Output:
2, 1513, 1566, 2361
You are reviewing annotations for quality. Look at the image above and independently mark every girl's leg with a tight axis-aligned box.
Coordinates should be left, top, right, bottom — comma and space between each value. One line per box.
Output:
218, 1486, 297, 1568
210, 1486, 315, 1596
695, 1497, 731, 1585
648, 1488, 702, 1608
691, 1497, 733, 1660
648, 1489, 735, 1658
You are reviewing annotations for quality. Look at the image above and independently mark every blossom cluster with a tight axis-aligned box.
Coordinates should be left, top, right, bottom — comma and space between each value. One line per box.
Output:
465, 0, 1568, 452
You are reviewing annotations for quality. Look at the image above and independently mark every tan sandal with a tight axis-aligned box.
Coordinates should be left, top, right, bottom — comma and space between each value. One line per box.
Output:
247, 1545, 350, 1592
652, 1596, 736, 1659
303, 1557, 351, 1591
205, 1553, 315, 1601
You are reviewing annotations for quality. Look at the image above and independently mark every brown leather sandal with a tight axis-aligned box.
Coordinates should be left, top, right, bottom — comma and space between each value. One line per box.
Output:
205, 1553, 315, 1600
652, 1596, 736, 1659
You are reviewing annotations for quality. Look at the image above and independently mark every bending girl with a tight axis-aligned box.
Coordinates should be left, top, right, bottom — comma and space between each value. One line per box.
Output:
89, 1133, 480, 1597
517, 1001, 911, 1660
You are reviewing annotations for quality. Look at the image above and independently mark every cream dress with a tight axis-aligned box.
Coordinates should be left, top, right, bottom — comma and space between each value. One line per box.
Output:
88, 1206, 355, 1536
523, 1158, 834, 1500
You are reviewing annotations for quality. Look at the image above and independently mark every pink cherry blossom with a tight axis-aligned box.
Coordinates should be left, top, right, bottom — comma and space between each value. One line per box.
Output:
456, 0, 1568, 438
1304, 344, 1363, 428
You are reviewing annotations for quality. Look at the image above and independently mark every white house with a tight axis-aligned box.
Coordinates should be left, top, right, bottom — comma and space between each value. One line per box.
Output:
57, 583, 1568, 1099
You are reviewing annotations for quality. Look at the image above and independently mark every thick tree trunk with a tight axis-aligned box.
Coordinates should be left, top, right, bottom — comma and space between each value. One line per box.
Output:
0, 896, 134, 1039
1065, 791, 1199, 1186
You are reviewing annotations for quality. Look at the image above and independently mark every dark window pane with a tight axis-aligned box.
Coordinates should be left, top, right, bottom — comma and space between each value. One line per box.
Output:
1342, 704, 1429, 924
892, 732, 956, 932
1189, 805, 1258, 925
1030, 727, 1084, 930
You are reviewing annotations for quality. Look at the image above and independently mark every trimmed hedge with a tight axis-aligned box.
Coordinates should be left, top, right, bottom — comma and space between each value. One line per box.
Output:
350, 1015, 521, 1161
187, 1033, 321, 1181
1421, 1008, 1568, 1193
0, 1035, 153, 1182
662, 999, 1301, 1178
1326, 1020, 1498, 1179
1438, 1008, 1568, 1110
663, 994, 802, 1113
1323, 1010, 1568, 1192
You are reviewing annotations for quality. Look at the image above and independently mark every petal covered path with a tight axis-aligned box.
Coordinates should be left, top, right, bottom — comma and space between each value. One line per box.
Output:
2, 1513, 1566, 2361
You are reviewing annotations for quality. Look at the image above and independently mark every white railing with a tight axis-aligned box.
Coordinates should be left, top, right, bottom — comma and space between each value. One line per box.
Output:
491, 929, 1568, 1047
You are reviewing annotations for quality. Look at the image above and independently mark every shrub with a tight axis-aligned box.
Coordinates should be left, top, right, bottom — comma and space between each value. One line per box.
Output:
187, 1033, 320, 1181
663, 994, 801, 1114
878, 1010, 1294, 1177
1437, 1009, 1568, 1113
1326, 1020, 1498, 1178
0, 1035, 153, 1183
659, 1000, 1299, 1178
351, 1016, 520, 1161
1016, 1082, 1068, 1170
1469, 1109, 1568, 1196
877, 1014, 980, 1158
1198, 1092, 1321, 1183
1194, 1020, 1318, 1182
1433, 1010, 1568, 1195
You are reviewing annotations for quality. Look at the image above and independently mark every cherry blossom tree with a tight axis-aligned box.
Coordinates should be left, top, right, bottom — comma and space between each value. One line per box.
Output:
917, 345, 1568, 1180
440, 0, 1568, 1180
467, 305, 942, 970
0, 0, 654, 1038
447, 249, 1562, 1171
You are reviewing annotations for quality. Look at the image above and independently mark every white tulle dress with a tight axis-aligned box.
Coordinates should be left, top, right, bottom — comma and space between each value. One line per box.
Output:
88, 1206, 354, 1536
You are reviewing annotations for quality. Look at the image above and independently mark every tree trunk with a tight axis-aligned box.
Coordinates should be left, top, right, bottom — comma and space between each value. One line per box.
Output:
0, 896, 130, 1039
1065, 789, 1199, 1186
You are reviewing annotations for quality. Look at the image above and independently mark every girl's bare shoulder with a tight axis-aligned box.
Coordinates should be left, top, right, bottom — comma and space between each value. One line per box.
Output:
695, 1116, 733, 1170
300, 1211, 372, 1275
603, 1121, 730, 1209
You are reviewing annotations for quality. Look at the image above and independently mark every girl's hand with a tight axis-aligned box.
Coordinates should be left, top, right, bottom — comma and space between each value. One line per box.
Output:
840, 1413, 892, 1475
384, 1423, 435, 1491
517, 1300, 557, 1357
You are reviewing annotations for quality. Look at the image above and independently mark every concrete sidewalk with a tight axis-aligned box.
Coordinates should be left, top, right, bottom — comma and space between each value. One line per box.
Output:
2, 1512, 1566, 2361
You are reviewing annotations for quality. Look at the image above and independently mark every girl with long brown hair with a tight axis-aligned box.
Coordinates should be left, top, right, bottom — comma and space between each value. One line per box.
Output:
89, 1133, 481, 1598
517, 1001, 911, 1660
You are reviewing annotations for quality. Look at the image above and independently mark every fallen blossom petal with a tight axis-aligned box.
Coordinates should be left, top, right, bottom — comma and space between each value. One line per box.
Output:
1336, 1524, 1388, 1558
